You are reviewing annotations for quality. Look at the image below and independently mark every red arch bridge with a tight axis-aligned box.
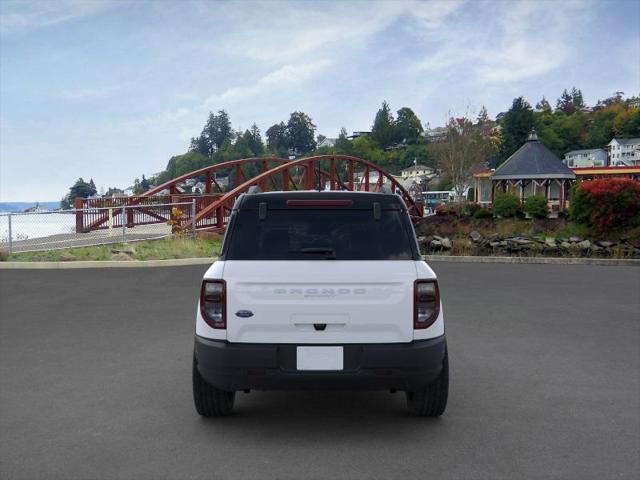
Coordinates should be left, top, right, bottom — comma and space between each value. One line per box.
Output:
75, 155, 424, 234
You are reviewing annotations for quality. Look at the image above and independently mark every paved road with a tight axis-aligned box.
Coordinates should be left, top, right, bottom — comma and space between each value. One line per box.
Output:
1, 264, 638, 480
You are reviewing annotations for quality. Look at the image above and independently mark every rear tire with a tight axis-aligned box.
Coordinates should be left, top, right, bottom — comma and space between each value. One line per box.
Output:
406, 347, 449, 417
192, 354, 235, 417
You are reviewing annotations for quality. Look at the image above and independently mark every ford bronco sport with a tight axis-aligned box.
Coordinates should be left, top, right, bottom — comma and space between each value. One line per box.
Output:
193, 190, 448, 416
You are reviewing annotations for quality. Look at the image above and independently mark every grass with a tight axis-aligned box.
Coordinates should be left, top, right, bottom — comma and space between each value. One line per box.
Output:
2, 236, 222, 262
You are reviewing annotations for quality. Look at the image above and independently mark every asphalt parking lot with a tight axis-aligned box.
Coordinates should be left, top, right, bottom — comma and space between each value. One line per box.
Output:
1, 263, 638, 480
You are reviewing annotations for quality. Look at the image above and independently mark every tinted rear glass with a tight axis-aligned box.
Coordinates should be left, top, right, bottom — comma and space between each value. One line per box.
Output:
225, 209, 416, 260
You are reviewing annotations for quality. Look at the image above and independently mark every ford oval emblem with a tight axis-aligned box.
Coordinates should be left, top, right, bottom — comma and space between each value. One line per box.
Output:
235, 310, 254, 318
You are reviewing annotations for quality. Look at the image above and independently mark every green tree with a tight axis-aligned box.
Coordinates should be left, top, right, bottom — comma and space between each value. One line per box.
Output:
556, 89, 576, 114
499, 97, 535, 163
571, 87, 585, 110
266, 122, 289, 156
243, 123, 264, 156
477, 106, 490, 124
535, 96, 552, 113
395, 107, 423, 144
286, 111, 317, 154
613, 109, 640, 137
200, 110, 233, 155
62, 178, 98, 207
351, 136, 385, 163
335, 127, 352, 154
371, 101, 395, 148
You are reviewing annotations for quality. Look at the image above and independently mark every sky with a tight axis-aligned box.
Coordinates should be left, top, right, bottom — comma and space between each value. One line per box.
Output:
1, 0, 639, 202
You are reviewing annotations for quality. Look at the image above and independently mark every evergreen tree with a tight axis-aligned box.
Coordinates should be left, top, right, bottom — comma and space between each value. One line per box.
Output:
571, 87, 585, 110
286, 111, 317, 154
535, 97, 552, 113
200, 110, 233, 155
499, 97, 535, 163
335, 127, 352, 154
395, 107, 424, 143
477, 106, 489, 124
371, 101, 395, 148
266, 122, 289, 155
243, 123, 264, 156
556, 89, 576, 114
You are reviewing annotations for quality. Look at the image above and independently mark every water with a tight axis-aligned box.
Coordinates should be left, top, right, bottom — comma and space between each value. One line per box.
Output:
0, 213, 76, 243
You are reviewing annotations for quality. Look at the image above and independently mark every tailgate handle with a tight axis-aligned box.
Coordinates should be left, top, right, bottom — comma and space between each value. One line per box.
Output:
313, 323, 327, 331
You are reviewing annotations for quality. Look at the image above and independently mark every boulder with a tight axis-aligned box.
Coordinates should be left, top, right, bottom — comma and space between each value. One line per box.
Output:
545, 237, 556, 247
440, 238, 452, 250
577, 240, 591, 250
569, 236, 582, 243
597, 241, 614, 248
469, 230, 482, 243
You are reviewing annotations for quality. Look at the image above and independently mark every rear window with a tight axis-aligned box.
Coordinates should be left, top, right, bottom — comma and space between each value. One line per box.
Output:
224, 208, 417, 260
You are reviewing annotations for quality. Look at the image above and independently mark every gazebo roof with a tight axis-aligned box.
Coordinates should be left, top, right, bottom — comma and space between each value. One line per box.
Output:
492, 131, 576, 180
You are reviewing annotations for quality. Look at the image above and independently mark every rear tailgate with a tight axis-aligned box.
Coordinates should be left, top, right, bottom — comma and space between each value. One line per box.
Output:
224, 261, 417, 344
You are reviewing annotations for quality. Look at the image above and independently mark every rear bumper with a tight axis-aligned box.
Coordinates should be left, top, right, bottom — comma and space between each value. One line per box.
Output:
194, 335, 446, 391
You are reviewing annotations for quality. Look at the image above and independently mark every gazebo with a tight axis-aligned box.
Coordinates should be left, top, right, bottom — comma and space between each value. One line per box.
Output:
474, 131, 576, 216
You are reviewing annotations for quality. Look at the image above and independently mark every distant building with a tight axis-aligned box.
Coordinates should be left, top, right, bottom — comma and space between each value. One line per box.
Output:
571, 166, 640, 181
401, 164, 435, 181
608, 138, 640, 166
347, 131, 371, 140
317, 137, 337, 148
424, 126, 447, 143
563, 148, 608, 168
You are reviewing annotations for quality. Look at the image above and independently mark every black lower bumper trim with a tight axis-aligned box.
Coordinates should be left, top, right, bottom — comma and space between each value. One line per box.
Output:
194, 336, 446, 391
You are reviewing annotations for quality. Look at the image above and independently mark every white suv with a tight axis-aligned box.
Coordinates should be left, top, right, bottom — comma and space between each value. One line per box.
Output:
192, 190, 448, 417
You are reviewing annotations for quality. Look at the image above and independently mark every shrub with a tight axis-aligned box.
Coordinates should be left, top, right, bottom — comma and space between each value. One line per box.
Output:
461, 202, 481, 217
493, 193, 521, 218
473, 208, 493, 219
435, 203, 458, 216
524, 195, 549, 219
570, 179, 640, 233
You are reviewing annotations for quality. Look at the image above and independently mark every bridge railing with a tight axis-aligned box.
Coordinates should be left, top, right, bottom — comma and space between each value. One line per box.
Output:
74, 194, 223, 233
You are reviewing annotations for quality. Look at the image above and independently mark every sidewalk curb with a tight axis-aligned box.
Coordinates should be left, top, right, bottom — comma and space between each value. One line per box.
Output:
1, 255, 638, 269
0, 257, 214, 269
422, 255, 640, 266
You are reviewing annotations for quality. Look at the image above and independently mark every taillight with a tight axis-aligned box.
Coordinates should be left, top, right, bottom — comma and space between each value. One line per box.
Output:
200, 280, 226, 329
414, 280, 440, 329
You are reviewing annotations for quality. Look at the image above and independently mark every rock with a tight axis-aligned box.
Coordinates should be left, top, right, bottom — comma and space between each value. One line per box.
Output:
569, 236, 582, 243
430, 240, 442, 248
513, 238, 533, 245
489, 241, 501, 248
597, 241, 614, 248
111, 252, 134, 261
440, 238, 452, 250
59, 253, 76, 261
577, 240, 591, 250
560, 241, 573, 249
469, 230, 482, 243
545, 237, 556, 247
433, 235, 444, 241
417, 236, 427, 245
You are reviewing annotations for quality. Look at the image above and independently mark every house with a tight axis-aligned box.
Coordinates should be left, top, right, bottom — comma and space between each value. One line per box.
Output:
563, 148, 608, 168
424, 126, 447, 143
608, 138, 640, 166
401, 164, 435, 181
473, 130, 576, 216
317, 137, 337, 148
347, 131, 371, 140
572, 166, 640, 181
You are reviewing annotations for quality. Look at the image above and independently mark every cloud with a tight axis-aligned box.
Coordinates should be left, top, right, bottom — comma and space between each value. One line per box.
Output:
205, 60, 333, 106
0, 0, 115, 35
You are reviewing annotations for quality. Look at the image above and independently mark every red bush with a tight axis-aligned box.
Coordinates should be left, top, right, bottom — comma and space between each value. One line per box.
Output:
571, 178, 640, 233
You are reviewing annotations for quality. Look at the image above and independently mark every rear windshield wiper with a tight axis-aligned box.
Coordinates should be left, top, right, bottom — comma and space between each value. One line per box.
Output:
288, 247, 337, 259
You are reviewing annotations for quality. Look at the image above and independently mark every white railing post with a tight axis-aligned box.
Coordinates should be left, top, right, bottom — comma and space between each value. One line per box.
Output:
8, 213, 13, 254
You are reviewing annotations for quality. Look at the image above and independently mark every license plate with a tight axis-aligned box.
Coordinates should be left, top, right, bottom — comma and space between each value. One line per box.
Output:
296, 346, 343, 371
